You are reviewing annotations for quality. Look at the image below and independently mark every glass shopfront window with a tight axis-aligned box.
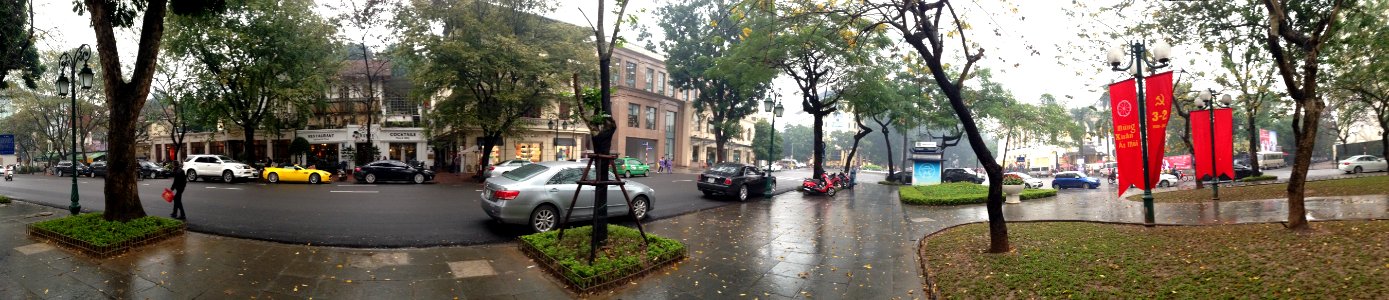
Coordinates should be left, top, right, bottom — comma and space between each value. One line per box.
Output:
308, 144, 339, 168
389, 143, 418, 162
515, 142, 542, 162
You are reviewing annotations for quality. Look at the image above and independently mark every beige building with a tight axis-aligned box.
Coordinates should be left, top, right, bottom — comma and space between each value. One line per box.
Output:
609, 46, 693, 167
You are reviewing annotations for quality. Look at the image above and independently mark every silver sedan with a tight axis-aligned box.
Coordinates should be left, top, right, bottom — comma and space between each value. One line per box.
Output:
480, 161, 655, 232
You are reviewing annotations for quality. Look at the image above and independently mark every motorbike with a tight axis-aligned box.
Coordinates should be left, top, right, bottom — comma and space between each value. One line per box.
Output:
801, 173, 840, 196
4, 169, 12, 181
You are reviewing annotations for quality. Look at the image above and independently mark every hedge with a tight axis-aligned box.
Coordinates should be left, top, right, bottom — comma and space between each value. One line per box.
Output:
899, 182, 1057, 205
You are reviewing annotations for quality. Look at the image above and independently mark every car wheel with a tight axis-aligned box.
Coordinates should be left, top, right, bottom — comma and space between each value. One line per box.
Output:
412, 173, 425, 184
530, 205, 558, 233
736, 185, 748, 202
308, 174, 321, 184
1158, 181, 1167, 188
631, 196, 650, 220
222, 171, 234, 183
56, 171, 62, 177
187, 170, 198, 182
1354, 166, 1362, 174
267, 173, 279, 183
365, 173, 377, 184
765, 178, 777, 195
625, 170, 632, 178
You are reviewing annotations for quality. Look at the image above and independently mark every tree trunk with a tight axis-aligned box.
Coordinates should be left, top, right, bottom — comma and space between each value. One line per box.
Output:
714, 131, 726, 163
844, 117, 872, 173
1379, 122, 1389, 161
812, 113, 825, 178
476, 136, 497, 181
1247, 112, 1261, 174
1286, 101, 1321, 230
879, 124, 893, 177
243, 126, 257, 162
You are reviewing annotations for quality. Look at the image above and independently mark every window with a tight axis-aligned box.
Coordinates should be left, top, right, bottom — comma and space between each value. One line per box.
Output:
502, 164, 549, 181
645, 67, 654, 91
628, 104, 640, 127
611, 58, 621, 83
665, 111, 676, 159
658, 72, 666, 95
625, 62, 637, 87
645, 106, 656, 130
547, 168, 583, 185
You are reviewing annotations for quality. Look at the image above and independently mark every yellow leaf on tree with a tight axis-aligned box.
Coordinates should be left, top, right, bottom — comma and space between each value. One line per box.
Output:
743, 28, 752, 38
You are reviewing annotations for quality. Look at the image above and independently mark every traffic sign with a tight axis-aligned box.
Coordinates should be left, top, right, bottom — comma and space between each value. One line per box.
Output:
0, 134, 14, 155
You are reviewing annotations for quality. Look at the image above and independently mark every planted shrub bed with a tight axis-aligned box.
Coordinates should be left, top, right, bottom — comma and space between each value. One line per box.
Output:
28, 213, 185, 258
899, 182, 1057, 205
1237, 174, 1277, 182
519, 225, 686, 292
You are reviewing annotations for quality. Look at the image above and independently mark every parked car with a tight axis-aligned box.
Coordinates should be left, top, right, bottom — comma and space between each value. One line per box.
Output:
697, 163, 776, 201
139, 160, 173, 179
1003, 172, 1044, 189
1338, 155, 1388, 174
484, 159, 532, 178
354, 160, 435, 184
942, 168, 984, 184
1233, 163, 1260, 180
1157, 173, 1178, 188
53, 161, 93, 177
90, 161, 109, 177
480, 161, 654, 232
1051, 171, 1099, 189
182, 155, 258, 183
262, 165, 334, 184
1027, 167, 1052, 178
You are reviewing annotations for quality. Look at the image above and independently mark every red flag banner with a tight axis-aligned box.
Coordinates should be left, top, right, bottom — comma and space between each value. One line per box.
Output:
1143, 71, 1174, 189
1191, 108, 1236, 181
1109, 79, 1140, 196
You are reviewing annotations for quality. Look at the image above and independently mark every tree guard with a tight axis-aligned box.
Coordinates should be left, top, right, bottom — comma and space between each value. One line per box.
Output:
555, 153, 650, 264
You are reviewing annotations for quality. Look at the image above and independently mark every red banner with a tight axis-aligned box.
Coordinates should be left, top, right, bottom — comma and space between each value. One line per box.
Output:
1109, 79, 1141, 196
1191, 108, 1235, 181
1164, 154, 1193, 170
1144, 71, 1174, 188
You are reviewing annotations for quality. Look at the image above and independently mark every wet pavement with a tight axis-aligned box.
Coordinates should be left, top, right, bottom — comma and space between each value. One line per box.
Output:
2, 174, 1387, 299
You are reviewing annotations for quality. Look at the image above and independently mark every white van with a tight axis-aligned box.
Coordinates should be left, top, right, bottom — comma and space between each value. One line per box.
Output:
1257, 152, 1286, 169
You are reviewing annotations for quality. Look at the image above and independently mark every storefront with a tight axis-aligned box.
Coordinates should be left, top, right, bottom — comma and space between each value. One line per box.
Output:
378, 128, 430, 165
554, 138, 576, 161
514, 142, 543, 162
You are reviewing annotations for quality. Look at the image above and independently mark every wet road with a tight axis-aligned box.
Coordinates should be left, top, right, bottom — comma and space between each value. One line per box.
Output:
0, 170, 815, 247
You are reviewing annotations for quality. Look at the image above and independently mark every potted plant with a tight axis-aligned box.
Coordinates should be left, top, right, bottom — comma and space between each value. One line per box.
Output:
1002, 174, 1026, 204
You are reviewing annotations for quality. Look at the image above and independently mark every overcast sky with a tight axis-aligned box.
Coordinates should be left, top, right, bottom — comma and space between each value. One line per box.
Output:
31, 0, 1228, 131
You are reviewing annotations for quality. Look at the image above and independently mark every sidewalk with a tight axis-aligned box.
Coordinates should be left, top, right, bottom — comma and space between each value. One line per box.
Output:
4, 181, 1387, 299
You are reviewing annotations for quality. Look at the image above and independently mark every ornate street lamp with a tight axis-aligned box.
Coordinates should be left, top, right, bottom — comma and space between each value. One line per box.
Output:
548, 119, 560, 161
1105, 39, 1172, 226
56, 44, 94, 216
763, 94, 784, 198
1196, 90, 1233, 201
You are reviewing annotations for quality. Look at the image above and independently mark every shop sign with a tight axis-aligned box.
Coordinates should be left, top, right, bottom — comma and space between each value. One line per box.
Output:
302, 132, 344, 143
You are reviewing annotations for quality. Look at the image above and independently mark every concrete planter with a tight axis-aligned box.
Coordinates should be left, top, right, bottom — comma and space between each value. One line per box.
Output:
1003, 184, 1024, 204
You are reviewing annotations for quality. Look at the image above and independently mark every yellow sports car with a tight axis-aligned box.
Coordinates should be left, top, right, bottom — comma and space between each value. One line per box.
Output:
262, 165, 333, 184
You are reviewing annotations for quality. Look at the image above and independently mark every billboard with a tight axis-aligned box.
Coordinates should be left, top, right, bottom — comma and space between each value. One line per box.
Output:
0, 134, 13, 155
1259, 129, 1279, 152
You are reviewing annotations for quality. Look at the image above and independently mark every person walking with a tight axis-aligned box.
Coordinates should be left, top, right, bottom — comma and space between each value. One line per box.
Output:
169, 163, 188, 220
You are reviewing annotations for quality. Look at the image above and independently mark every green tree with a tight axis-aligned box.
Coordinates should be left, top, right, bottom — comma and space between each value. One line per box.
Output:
780, 124, 814, 161
658, 0, 776, 163
853, 0, 1012, 252
74, 0, 226, 221
751, 119, 784, 163
1, 0, 42, 89
396, 0, 591, 178
1330, 0, 1389, 161
747, 0, 885, 178
166, 0, 338, 163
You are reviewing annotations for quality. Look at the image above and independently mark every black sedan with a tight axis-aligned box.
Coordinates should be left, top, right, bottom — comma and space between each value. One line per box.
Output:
90, 160, 170, 179
696, 163, 775, 201
353, 160, 434, 184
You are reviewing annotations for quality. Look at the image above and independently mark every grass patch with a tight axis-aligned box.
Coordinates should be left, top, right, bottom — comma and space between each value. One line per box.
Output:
1237, 174, 1278, 182
0, 195, 9, 204
519, 225, 686, 291
30, 213, 183, 248
899, 182, 1057, 205
923, 221, 1389, 298
1138, 175, 1389, 203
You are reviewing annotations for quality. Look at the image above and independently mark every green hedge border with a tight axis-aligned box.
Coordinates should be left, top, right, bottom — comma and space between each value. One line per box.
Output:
900, 183, 1057, 205
0, 195, 10, 204
1236, 175, 1277, 182
519, 225, 686, 292
28, 213, 185, 258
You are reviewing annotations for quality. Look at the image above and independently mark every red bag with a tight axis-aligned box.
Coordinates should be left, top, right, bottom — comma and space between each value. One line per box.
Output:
162, 188, 174, 203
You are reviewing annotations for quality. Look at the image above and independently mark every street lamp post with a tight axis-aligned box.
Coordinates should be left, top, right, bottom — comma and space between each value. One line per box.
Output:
1105, 40, 1172, 226
56, 44, 95, 216
1196, 90, 1233, 201
548, 119, 559, 161
762, 95, 784, 198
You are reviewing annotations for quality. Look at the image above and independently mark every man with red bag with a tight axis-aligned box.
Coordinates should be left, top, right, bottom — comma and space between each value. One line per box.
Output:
168, 162, 187, 220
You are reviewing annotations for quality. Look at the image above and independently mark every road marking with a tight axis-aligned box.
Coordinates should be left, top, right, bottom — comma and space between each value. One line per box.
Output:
329, 190, 379, 193
336, 185, 376, 187
673, 180, 693, 182
911, 217, 936, 223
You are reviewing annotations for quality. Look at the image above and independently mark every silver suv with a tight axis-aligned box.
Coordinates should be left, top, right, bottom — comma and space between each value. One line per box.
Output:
183, 155, 257, 183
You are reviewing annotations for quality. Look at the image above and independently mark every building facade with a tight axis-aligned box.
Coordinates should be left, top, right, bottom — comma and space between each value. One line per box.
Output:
610, 46, 693, 167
